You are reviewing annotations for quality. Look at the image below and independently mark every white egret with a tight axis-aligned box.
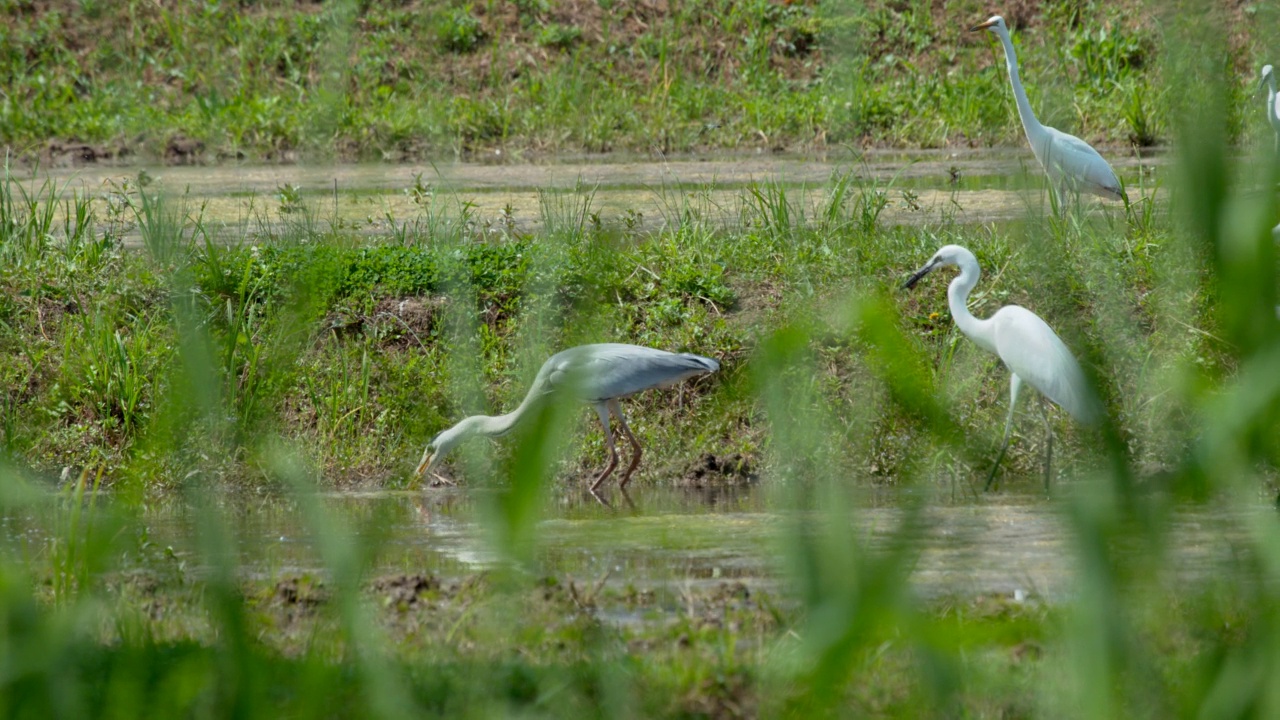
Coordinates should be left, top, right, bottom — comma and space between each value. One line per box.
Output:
904, 245, 1102, 489
972, 15, 1126, 203
1259, 65, 1280, 152
415, 343, 720, 491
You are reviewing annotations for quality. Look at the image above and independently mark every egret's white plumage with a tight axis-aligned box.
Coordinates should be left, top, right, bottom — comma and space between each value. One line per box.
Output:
972, 15, 1126, 203
1259, 65, 1280, 151
415, 343, 720, 491
905, 245, 1100, 488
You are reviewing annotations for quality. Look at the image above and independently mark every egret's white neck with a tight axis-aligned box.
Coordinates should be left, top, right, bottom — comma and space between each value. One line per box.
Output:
1269, 77, 1280, 128
994, 27, 1045, 142
946, 259, 998, 355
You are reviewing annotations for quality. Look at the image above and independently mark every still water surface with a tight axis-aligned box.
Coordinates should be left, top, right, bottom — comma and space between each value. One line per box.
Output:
15, 149, 1163, 240
117, 484, 1261, 605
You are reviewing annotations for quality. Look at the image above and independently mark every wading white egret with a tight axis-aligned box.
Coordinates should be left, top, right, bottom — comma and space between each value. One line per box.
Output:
904, 245, 1102, 489
415, 344, 720, 491
972, 15, 1126, 203
1259, 65, 1280, 151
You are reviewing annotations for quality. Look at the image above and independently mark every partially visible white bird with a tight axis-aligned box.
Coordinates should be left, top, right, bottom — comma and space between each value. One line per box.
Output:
1259, 64, 1280, 152
972, 15, 1126, 203
905, 245, 1102, 489
415, 343, 720, 491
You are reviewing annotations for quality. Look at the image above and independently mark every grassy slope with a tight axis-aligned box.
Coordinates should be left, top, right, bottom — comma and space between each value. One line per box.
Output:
0, 0, 1271, 491
0, 167, 1206, 492
0, 0, 1268, 163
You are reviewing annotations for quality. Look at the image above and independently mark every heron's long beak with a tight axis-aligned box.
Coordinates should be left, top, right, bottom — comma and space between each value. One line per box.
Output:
415, 451, 436, 478
969, 19, 997, 32
903, 262, 935, 289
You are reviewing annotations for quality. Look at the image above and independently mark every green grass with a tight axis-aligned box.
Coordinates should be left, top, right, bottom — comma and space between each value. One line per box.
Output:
1, 0, 1273, 162
0, 145, 1275, 716
0, 168, 1148, 489
0, 150, 1246, 493
1, 0, 1280, 717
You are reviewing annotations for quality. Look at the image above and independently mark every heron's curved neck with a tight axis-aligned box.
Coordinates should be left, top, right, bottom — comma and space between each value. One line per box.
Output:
947, 262, 997, 355
995, 28, 1045, 141
458, 372, 551, 439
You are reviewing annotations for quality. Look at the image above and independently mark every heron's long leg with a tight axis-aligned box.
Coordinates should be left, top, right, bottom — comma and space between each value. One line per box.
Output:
1041, 395, 1054, 493
985, 373, 1022, 492
589, 403, 620, 492
608, 399, 644, 489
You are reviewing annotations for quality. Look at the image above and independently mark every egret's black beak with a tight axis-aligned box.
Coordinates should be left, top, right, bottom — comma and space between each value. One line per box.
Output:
903, 262, 935, 289
969, 19, 997, 32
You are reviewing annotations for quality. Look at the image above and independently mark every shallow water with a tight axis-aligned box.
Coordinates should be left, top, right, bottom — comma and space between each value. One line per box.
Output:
87, 484, 1263, 607
13, 149, 1163, 240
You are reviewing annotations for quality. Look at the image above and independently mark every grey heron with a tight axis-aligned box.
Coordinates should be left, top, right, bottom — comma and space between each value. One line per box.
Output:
415, 343, 720, 490
905, 245, 1102, 490
972, 15, 1126, 203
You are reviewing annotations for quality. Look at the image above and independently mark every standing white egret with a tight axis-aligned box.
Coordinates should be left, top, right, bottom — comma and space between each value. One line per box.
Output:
415, 343, 720, 491
904, 245, 1102, 489
972, 15, 1126, 203
1259, 65, 1280, 152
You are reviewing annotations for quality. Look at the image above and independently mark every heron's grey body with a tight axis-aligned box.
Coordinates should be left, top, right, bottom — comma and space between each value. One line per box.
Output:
905, 245, 1100, 489
415, 343, 719, 490
542, 343, 720, 404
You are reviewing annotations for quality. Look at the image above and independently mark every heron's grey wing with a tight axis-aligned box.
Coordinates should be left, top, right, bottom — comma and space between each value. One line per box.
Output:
545, 344, 718, 401
993, 307, 1101, 425
1043, 128, 1123, 199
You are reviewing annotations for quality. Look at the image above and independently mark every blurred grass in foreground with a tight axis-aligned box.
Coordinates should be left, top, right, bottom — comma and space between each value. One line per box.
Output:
1, 3, 1280, 719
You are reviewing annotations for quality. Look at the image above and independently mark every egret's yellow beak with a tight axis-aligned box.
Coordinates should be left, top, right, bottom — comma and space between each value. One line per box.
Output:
970, 19, 998, 32
415, 451, 436, 478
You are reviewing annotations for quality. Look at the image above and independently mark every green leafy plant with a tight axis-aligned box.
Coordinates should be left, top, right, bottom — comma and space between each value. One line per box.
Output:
436, 6, 484, 54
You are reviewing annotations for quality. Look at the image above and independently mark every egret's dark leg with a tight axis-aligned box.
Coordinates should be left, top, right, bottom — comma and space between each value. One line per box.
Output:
1041, 396, 1054, 493
1034, 394, 1054, 489
985, 374, 1022, 492
609, 399, 644, 489
589, 403, 619, 492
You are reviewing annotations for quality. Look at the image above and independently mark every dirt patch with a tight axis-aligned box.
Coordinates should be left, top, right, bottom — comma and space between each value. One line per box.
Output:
323, 296, 445, 350
271, 576, 328, 608
34, 296, 78, 340
164, 135, 205, 166
678, 670, 754, 719
371, 573, 442, 610
679, 453, 757, 488
999, 0, 1041, 31
41, 140, 128, 168
370, 296, 445, 349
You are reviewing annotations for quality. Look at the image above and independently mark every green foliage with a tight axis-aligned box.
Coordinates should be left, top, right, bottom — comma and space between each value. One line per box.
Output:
436, 6, 484, 54
536, 23, 581, 51
1, 4, 1280, 717
1069, 23, 1152, 89
0, 0, 1232, 159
